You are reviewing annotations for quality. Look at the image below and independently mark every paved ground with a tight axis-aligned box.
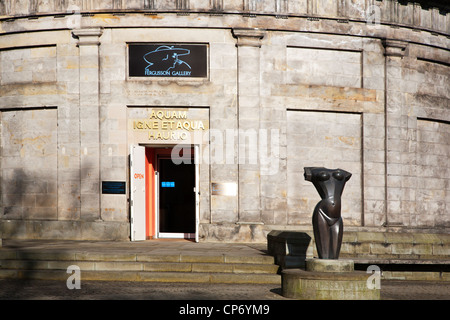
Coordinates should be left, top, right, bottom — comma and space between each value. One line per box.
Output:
1, 240, 449, 301
0, 239, 269, 255
0, 278, 448, 300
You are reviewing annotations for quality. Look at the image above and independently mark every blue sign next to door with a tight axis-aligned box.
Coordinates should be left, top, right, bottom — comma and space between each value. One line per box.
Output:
161, 181, 175, 188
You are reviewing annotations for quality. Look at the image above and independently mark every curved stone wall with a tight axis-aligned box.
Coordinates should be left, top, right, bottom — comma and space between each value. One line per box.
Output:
0, 0, 449, 35
0, 0, 448, 241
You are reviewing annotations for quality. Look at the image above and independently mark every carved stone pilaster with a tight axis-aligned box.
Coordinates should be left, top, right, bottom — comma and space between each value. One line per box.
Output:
383, 39, 408, 57
72, 27, 103, 221
232, 28, 265, 48
232, 28, 266, 223
72, 28, 103, 46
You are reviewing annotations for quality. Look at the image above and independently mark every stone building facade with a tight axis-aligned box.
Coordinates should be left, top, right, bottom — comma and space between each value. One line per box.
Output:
0, 0, 448, 242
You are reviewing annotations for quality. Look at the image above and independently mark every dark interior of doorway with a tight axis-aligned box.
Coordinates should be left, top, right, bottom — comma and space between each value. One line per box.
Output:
158, 156, 195, 234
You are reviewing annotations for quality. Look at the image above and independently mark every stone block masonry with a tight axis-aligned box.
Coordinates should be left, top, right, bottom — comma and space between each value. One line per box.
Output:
0, 0, 449, 241
1, 108, 58, 220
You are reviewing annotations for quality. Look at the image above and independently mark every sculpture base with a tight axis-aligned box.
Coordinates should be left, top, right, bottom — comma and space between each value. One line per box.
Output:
306, 258, 354, 272
282, 259, 380, 300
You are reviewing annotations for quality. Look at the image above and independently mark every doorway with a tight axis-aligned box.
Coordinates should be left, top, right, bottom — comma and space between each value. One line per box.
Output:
158, 151, 195, 238
130, 145, 199, 241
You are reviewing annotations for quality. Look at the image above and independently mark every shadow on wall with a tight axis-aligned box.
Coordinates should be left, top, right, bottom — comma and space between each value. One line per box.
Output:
1, 166, 82, 240
0, 166, 84, 290
0, 167, 63, 291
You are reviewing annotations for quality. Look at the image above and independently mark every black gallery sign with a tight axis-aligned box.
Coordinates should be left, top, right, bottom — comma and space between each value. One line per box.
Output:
128, 43, 208, 78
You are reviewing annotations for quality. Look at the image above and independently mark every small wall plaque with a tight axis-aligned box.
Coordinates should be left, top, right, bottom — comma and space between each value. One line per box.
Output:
211, 182, 237, 196
102, 181, 126, 194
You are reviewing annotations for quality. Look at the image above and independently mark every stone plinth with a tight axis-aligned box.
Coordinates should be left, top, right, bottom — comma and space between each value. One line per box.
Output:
282, 259, 380, 300
267, 231, 312, 268
306, 258, 354, 272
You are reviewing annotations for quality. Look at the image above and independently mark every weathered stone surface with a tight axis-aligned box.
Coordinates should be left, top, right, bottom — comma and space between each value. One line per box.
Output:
0, 1, 448, 241
282, 269, 380, 300
305, 258, 354, 273
0, 220, 129, 240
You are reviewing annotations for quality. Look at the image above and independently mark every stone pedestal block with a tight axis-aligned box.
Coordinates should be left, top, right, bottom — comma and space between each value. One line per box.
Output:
267, 231, 312, 268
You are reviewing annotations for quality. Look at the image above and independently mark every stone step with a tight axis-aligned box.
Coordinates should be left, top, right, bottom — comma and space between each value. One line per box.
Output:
0, 247, 281, 284
0, 259, 279, 274
0, 251, 276, 265
0, 269, 281, 284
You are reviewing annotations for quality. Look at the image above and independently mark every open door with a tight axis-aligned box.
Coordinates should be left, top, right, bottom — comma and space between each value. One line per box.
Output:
194, 145, 200, 243
131, 145, 200, 242
130, 145, 146, 241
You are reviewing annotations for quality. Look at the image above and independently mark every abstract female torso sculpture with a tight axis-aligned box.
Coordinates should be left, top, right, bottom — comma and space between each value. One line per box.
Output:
304, 167, 352, 259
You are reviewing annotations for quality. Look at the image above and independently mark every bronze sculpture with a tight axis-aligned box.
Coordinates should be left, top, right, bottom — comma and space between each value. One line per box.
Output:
304, 167, 352, 259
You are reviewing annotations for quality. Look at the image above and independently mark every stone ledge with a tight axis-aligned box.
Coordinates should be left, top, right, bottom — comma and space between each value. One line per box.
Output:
0, 220, 129, 240
283, 269, 367, 281
351, 258, 450, 265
